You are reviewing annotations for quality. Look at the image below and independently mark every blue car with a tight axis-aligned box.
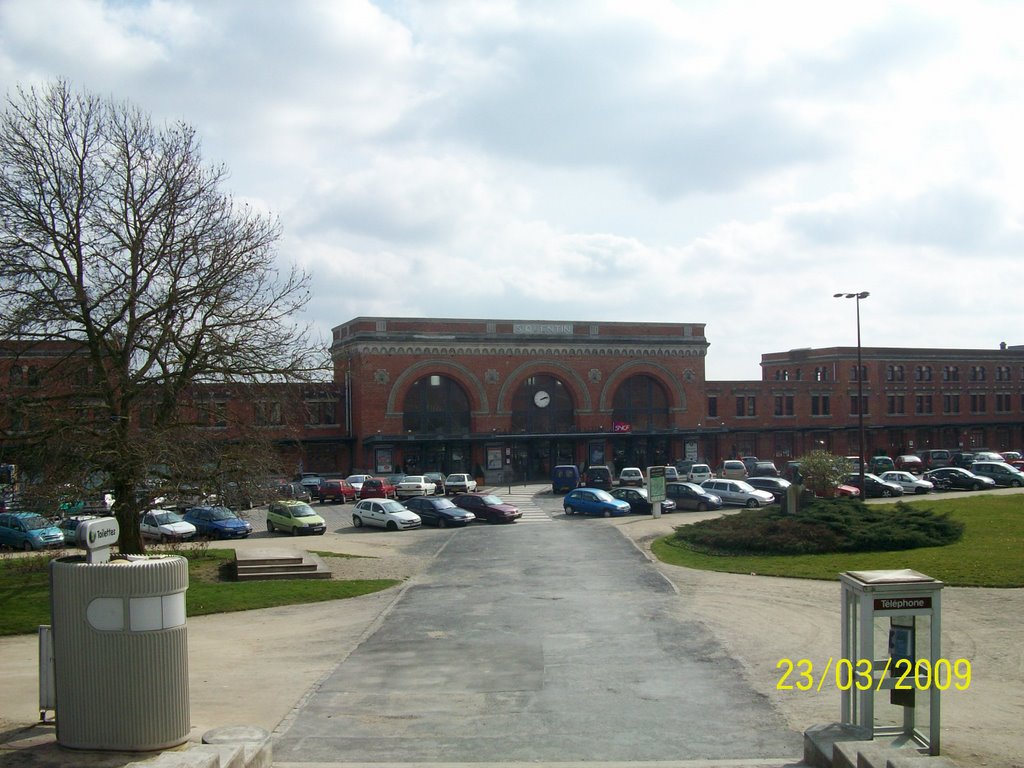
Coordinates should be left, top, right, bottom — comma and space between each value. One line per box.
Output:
0, 511, 65, 551
563, 488, 631, 517
183, 505, 252, 539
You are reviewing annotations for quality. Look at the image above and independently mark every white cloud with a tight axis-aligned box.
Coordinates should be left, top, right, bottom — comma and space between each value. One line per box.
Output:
1, 0, 1021, 379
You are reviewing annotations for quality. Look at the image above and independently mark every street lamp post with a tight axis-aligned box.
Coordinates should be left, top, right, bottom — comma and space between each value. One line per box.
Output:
834, 291, 870, 493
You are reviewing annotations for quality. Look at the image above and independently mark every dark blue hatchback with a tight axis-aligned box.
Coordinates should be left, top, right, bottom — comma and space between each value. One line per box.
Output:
183, 505, 252, 539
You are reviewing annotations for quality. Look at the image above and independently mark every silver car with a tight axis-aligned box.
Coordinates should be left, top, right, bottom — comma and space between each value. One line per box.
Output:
700, 479, 775, 508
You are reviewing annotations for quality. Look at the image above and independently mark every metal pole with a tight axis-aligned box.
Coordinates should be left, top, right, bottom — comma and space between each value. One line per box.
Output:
856, 295, 865, 491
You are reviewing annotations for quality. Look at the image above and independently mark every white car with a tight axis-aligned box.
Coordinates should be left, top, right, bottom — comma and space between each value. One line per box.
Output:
687, 464, 713, 483
140, 509, 197, 542
700, 479, 775, 507
395, 475, 435, 498
345, 474, 372, 493
351, 499, 421, 530
444, 473, 477, 494
618, 467, 644, 486
879, 471, 934, 495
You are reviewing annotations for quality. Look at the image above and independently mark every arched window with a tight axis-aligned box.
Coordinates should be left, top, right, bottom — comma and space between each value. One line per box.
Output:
612, 374, 669, 430
402, 375, 471, 434
511, 375, 574, 433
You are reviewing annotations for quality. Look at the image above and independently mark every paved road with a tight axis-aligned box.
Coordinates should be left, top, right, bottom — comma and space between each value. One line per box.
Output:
271, 489, 803, 766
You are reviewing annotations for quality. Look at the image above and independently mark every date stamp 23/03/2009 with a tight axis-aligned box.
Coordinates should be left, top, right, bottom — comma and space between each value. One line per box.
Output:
776, 657, 972, 693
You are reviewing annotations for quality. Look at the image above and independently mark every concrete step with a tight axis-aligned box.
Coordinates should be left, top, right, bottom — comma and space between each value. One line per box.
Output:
232, 550, 332, 582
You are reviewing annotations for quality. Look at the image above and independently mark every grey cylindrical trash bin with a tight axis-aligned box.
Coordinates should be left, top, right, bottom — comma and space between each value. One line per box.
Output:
50, 554, 189, 750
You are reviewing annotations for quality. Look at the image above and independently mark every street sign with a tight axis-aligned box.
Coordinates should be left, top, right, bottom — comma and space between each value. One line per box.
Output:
647, 466, 666, 502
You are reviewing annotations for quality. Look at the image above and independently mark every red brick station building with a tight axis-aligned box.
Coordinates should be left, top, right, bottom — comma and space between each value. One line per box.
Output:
3, 316, 1023, 484
323, 317, 1024, 482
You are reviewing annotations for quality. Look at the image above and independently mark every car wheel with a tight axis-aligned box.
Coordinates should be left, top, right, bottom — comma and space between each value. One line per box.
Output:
267, 520, 275, 532
437, 517, 446, 529
353, 515, 362, 528
973, 482, 983, 490
23, 541, 33, 552
565, 505, 574, 515
916, 487, 928, 494
881, 489, 892, 497
386, 521, 397, 531
602, 509, 611, 518
291, 526, 299, 536
746, 498, 758, 508
697, 503, 707, 512
159, 534, 167, 544
1012, 480, 1022, 488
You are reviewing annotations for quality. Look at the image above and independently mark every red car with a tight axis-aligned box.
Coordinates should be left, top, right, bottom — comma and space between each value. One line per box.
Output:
451, 493, 522, 523
359, 477, 397, 500
318, 478, 356, 504
894, 455, 925, 474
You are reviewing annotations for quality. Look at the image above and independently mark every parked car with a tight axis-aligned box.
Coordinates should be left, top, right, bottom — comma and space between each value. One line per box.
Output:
894, 455, 925, 474
277, 482, 312, 502
266, 500, 327, 535
57, 514, 100, 545
551, 464, 581, 493
609, 487, 677, 515
423, 472, 446, 495
843, 473, 904, 498
701, 479, 775, 507
0, 512, 65, 551
1000, 451, 1022, 463
140, 509, 197, 542
816, 483, 861, 499
745, 476, 792, 505
443, 473, 478, 495
452, 493, 522, 523
562, 488, 631, 517
878, 471, 934, 495
916, 449, 952, 470
618, 467, 644, 487
402, 496, 476, 527
580, 465, 613, 491
386, 473, 408, 489
663, 466, 680, 482
664, 482, 723, 511
351, 499, 421, 530
318, 478, 356, 504
359, 477, 397, 500
749, 461, 780, 478
298, 473, 322, 496
183, 505, 252, 539
686, 463, 713, 483
972, 451, 1005, 463
717, 460, 748, 480
345, 474, 373, 494
867, 456, 896, 474
969, 461, 1024, 488
395, 475, 436, 498
741, 456, 760, 475
923, 466, 996, 492
950, 452, 977, 469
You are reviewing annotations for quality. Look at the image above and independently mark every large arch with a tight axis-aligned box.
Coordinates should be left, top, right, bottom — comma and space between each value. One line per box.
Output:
496, 361, 592, 414
400, 374, 473, 435
600, 361, 687, 414
387, 360, 488, 416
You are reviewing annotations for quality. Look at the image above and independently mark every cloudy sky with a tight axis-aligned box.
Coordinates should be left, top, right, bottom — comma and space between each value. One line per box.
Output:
1, 0, 1020, 380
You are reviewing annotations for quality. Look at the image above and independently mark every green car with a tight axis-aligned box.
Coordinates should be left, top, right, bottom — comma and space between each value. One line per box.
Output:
266, 500, 327, 536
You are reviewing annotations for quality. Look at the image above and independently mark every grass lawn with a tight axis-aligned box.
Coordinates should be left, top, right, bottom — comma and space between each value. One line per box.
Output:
0, 548, 399, 637
651, 494, 1024, 587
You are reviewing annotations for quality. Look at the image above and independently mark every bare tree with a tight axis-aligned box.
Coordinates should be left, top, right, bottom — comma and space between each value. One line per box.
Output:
0, 80, 324, 552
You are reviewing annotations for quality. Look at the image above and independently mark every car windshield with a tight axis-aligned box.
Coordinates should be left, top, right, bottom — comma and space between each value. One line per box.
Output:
734, 481, 756, 492
206, 507, 236, 520
680, 483, 703, 493
479, 495, 503, 505
380, 500, 407, 513
433, 499, 457, 509
24, 515, 51, 530
290, 504, 316, 517
588, 490, 615, 502
151, 512, 183, 525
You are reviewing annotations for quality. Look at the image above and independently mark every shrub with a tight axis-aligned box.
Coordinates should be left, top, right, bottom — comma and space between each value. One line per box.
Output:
670, 498, 964, 556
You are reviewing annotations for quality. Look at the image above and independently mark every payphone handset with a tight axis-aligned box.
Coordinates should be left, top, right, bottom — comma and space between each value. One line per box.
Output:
888, 615, 915, 706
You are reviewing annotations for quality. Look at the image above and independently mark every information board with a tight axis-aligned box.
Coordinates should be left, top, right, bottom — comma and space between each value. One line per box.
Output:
647, 466, 666, 502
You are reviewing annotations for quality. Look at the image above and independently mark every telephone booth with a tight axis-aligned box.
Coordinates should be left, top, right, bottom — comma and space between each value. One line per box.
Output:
839, 569, 944, 755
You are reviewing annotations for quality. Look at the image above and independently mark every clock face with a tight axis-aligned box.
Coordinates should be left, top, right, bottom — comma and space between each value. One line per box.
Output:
534, 390, 551, 408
